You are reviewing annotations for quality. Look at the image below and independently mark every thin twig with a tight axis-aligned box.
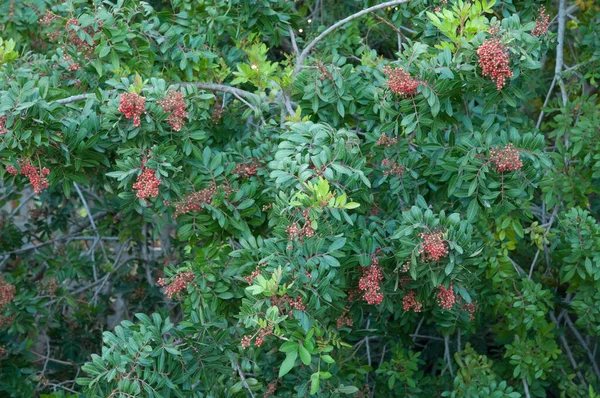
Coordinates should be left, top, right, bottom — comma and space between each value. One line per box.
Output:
232, 354, 256, 398
564, 315, 600, 380
528, 249, 540, 280
293, 0, 412, 74
444, 335, 454, 377
549, 311, 586, 385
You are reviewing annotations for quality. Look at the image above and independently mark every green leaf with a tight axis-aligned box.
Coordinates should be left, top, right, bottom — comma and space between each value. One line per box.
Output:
310, 372, 320, 394
337, 385, 359, 394
299, 344, 311, 365
279, 350, 298, 377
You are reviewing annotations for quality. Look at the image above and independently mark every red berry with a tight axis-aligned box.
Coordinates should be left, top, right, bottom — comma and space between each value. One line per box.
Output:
532, 6, 550, 37
490, 143, 523, 172
118, 92, 146, 127
157, 90, 188, 131
383, 66, 421, 97
477, 38, 513, 90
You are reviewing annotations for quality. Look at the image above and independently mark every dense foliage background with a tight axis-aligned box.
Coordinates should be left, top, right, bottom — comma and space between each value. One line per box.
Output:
1, 0, 599, 396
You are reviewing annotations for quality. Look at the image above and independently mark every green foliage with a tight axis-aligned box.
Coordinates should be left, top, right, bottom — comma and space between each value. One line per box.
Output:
0, 0, 599, 397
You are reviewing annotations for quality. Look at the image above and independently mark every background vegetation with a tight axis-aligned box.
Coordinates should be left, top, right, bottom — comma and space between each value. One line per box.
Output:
0, 0, 599, 397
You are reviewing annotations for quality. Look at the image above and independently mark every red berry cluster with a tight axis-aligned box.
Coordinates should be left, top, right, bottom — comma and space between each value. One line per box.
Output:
63, 55, 81, 72
243, 266, 262, 284
336, 306, 353, 328
462, 302, 476, 320
6, 165, 17, 175
118, 92, 146, 127
402, 290, 423, 312
233, 162, 260, 179
0, 116, 7, 135
173, 183, 218, 218
0, 278, 15, 309
436, 284, 455, 310
157, 270, 196, 299
376, 133, 398, 147
272, 294, 306, 313
212, 101, 224, 124
285, 209, 315, 241
383, 66, 421, 97
358, 255, 384, 305
381, 158, 405, 178
132, 164, 161, 200
532, 6, 550, 37
316, 61, 332, 80
40, 12, 58, 26
241, 326, 272, 349
19, 160, 51, 194
419, 231, 448, 262
66, 18, 96, 58
264, 381, 277, 398
489, 143, 523, 172
157, 90, 188, 131
477, 38, 513, 90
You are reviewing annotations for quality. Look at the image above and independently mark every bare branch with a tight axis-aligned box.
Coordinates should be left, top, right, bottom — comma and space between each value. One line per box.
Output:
289, 27, 300, 56
232, 354, 256, 398
293, 0, 412, 74
549, 311, 586, 385
51, 82, 259, 106
565, 315, 600, 380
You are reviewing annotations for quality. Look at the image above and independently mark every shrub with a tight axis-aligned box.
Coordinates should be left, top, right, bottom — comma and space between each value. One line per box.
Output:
0, 0, 599, 397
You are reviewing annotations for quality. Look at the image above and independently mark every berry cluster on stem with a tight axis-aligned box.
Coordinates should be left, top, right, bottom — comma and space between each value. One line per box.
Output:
532, 6, 550, 37
241, 325, 273, 349
383, 66, 421, 97
157, 90, 188, 131
0, 278, 15, 309
17, 160, 51, 194
157, 271, 196, 299
172, 183, 226, 218
376, 133, 398, 147
436, 284, 456, 310
419, 231, 448, 262
402, 290, 422, 312
0, 116, 7, 135
118, 92, 146, 127
477, 38, 513, 90
233, 161, 260, 179
358, 253, 384, 305
381, 158, 405, 178
489, 143, 523, 172
132, 163, 162, 200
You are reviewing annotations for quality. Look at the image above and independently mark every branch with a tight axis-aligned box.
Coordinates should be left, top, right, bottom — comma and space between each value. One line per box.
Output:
232, 354, 256, 398
556, 0, 568, 108
51, 82, 259, 106
522, 378, 531, 398
564, 315, 600, 380
289, 27, 300, 56
293, 0, 412, 74
549, 311, 586, 385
